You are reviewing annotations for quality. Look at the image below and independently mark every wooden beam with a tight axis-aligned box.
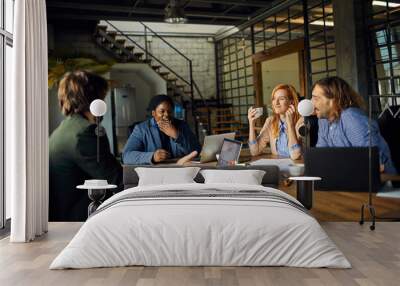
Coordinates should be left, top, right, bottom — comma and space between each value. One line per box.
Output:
252, 37, 304, 63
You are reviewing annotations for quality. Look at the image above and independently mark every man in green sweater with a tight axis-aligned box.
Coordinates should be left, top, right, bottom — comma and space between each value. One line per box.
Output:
49, 71, 122, 221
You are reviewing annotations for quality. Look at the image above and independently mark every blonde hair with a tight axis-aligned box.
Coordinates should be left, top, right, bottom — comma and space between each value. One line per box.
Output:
270, 84, 300, 139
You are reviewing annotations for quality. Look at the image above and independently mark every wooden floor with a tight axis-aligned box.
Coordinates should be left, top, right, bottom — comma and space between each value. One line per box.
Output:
225, 150, 400, 221
1, 222, 400, 286
281, 182, 400, 221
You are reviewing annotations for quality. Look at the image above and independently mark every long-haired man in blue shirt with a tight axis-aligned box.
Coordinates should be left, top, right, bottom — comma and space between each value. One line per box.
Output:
311, 76, 397, 174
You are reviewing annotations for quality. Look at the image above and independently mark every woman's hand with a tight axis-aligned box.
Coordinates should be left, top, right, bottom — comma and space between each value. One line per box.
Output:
285, 105, 296, 127
158, 120, 178, 139
153, 149, 170, 163
248, 107, 259, 127
177, 151, 198, 165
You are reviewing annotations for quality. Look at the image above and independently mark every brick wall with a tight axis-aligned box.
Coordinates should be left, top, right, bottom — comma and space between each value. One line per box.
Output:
129, 36, 217, 99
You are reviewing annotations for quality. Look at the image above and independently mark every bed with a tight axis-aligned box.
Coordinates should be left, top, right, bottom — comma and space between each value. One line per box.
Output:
50, 167, 350, 269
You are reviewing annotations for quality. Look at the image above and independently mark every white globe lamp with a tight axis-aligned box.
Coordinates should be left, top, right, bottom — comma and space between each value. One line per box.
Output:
90, 99, 107, 117
297, 99, 314, 149
298, 99, 314, 117
90, 99, 107, 163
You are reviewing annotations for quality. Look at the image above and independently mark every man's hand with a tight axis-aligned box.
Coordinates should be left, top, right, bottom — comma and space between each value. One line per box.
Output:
177, 151, 198, 165
152, 149, 170, 163
158, 120, 179, 139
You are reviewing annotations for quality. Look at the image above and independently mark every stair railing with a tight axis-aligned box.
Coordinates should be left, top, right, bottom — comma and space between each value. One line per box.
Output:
104, 20, 212, 137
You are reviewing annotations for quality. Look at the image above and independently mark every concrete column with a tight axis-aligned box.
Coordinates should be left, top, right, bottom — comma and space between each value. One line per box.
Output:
333, 0, 369, 98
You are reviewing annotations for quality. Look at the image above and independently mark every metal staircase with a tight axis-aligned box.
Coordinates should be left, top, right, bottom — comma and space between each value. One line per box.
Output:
209, 105, 249, 141
93, 21, 211, 139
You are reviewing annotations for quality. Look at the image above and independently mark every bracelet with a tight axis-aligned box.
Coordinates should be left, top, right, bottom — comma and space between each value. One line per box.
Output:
248, 139, 257, 146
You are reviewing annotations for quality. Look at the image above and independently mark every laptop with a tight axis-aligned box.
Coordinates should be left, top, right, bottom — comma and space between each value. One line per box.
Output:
198, 132, 236, 163
304, 147, 381, 192
217, 138, 243, 167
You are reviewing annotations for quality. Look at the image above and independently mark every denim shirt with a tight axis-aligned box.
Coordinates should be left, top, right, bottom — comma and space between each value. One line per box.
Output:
317, 107, 397, 174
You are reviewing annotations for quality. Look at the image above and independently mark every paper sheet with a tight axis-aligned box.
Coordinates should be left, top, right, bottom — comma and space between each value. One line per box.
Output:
249, 158, 294, 173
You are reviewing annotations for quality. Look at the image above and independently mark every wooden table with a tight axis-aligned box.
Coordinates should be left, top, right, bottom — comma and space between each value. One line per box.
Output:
155, 148, 400, 222
182, 148, 297, 167
183, 149, 400, 221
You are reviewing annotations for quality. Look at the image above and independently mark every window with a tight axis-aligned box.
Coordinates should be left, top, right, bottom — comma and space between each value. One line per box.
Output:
1, 0, 14, 230
216, 0, 335, 127
216, 27, 254, 131
306, 0, 336, 82
367, 0, 400, 106
4, 43, 11, 220
5, 0, 13, 33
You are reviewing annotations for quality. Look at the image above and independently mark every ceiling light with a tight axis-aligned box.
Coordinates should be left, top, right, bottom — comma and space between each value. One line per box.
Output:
311, 20, 334, 27
372, 1, 400, 8
165, 0, 187, 24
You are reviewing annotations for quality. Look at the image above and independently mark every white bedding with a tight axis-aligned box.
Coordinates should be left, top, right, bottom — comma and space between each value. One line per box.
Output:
50, 183, 351, 269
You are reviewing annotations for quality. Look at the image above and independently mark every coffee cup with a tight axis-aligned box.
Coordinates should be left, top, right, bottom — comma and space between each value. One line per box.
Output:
288, 163, 305, 176
254, 107, 263, 119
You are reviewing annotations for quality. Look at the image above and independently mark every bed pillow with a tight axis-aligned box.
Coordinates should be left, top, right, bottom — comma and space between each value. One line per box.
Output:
200, 169, 266, 185
135, 167, 201, 186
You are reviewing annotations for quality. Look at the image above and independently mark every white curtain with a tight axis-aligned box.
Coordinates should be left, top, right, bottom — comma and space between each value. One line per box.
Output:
8, 0, 49, 242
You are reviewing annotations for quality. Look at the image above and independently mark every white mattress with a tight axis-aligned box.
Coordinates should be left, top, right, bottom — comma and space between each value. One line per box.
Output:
50, 183, 351, 269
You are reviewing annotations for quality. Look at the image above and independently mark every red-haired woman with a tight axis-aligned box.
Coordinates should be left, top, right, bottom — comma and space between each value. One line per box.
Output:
248, 84, 303, 160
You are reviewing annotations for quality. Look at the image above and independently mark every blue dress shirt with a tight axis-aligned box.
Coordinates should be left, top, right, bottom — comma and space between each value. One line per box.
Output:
316, 107, 397, 174
122, 118, 201, 165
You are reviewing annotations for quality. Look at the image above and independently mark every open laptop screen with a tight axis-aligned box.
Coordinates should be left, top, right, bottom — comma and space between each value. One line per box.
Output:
199, 132, 236, 163
217, 138, 242, 167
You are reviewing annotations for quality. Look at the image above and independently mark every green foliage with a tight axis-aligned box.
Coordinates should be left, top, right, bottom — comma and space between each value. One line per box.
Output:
48, 57, 115, 89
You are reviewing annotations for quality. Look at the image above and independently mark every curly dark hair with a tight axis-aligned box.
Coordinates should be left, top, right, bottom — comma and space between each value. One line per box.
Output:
147, 94, 175, 112
58, 70, 109, 116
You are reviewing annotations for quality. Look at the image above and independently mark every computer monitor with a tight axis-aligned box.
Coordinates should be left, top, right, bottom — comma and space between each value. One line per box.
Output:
174, 103, 185, 120
304, 147, 381, 192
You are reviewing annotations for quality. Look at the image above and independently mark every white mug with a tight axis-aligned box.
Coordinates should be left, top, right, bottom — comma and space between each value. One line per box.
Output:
288, 164, 305, 176
254, 107, 263, 119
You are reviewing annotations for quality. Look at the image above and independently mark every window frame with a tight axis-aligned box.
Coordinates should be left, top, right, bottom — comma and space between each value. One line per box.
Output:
215, 0, 336, 128
366, 0, 400, 107
0, 0, 13, 231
